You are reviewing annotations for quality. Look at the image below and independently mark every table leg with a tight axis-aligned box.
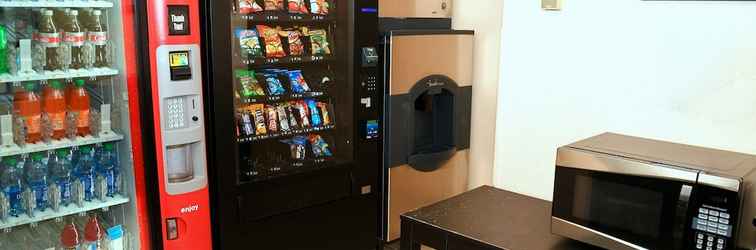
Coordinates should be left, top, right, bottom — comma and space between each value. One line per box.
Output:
400, 218, 422, 250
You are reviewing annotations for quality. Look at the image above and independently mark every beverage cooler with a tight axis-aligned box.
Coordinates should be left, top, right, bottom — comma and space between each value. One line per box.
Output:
203, 0, 382, 249
0, 0, 150, 249
0, 0, 212, 249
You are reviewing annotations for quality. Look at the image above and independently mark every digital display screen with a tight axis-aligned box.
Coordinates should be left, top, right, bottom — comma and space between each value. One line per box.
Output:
169, 51, 190, 68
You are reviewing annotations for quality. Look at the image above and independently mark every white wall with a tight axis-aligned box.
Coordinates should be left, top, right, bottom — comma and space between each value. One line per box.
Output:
495, 0, 756, 201
452, 0, 504, 189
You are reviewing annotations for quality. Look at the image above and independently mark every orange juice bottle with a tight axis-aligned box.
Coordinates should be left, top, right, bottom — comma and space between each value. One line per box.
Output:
42, 80, 67, 139
13, 82, 42, 143
69, 79, 90, 136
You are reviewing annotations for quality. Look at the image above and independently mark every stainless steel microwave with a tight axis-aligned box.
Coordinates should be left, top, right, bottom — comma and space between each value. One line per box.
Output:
552, 133, 756, 250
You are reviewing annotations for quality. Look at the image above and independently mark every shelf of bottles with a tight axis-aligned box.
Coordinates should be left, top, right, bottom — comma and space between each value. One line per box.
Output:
233, 0, 341, 183
0, 1, 114, 9
0, 207, 130, 249
0, 4, 129, 239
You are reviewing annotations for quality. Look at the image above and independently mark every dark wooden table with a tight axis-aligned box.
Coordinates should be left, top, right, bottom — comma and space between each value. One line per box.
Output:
399, 186, 604, 250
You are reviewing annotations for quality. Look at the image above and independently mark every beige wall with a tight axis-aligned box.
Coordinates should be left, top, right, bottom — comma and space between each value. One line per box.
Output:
452, 0, 503, 189
495, 0, 756, 200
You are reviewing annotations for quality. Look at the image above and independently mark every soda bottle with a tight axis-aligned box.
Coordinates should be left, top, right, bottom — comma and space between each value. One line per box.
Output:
13, 82, 42, 143
49, 148, 73, 209
42, 80, 67, 139
25, 152, 48, 212
84, 214, 104, 250
0, 156, 23, 217
70, 79, 90, 136
88, 10, 108, 68
96, 143, 118, 198
60, 220, 81, 250
73, 145, 94, 202
63, 10, 84, 70
38, 10, 60, 71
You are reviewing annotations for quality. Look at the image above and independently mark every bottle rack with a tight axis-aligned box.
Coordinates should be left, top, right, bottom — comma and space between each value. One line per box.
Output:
0, 104, 122, 157
0, 195, 129, 230
0, 68, 119, 84
0, 1, 114, 8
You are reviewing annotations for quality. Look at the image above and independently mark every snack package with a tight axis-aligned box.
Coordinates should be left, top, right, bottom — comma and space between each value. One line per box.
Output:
276, 104, 290, 131
286, 104, 300, 130
239, 111, 255, 136
264, 0, 284, 11
287, 70, 310, 93
250, 104, 267, 135
308, 134, 333, 157
265, 105, 279, 133
307, 29, 331, 55
257, 25, 286, 58
307, 99, 322, 127
285, 136, 308, 160
291, 101, 310, 128
317, 102, 331, 125
236, 28, 264, 58
310, 0, 330, 15
236, 70, 266, 97
239, 0, 264, 14
287, 0, 309, 14
264, 73, 286, 95
279, 30, 305, 56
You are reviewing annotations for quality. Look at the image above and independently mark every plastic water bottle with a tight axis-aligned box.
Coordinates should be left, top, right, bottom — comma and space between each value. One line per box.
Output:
49, 148, 73, 210
95, 143, 118, 200
0, 156, 24, 217
73, 146, 95, 202
25, 152, 48, 211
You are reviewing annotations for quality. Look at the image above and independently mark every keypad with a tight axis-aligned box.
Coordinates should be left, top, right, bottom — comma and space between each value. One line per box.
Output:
695, 232, 726, 250
166, 97, 186, 129
693, 206, 731, 250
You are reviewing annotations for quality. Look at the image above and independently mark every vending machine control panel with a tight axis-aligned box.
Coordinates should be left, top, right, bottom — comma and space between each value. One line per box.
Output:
156, 44, 208, 195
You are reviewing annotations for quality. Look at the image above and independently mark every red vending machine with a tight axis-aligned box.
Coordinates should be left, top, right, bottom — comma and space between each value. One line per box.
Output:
0, 0, 212, 249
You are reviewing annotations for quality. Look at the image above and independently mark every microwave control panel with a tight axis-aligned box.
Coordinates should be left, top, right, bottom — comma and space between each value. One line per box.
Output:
692, 206, 732, 250
688, 185, 739, 250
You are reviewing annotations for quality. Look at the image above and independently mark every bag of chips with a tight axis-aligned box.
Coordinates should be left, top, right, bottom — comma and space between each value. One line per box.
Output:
307, 99, 322, 127
287, 0, 309, 14
307, 29, 331, 55
239, 0, 263, 14
287, 70, 310, 94
257, 25, 286, 58
264, 0, 284, 11
310, 0, 330, 15
250, 104, 267, 135
308, 134, 333, 157
317, 102, 331, 125
263, 74, 286, 95
279, 29, 305, 56
276, 104, 290, 132
236, 70, 266, 97
237, 28, 264, 58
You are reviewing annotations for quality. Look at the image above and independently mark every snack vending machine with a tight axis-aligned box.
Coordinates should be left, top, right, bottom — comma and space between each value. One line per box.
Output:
203, 0, 382, 248
0, 0, 159, 249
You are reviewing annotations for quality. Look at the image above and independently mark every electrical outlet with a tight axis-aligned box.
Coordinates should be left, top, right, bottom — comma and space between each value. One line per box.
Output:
542, 0, 561, 11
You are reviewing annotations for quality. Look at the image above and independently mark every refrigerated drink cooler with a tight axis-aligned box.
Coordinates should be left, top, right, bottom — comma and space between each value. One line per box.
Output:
0, 1, 156, 249
203, 0, 383, 248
